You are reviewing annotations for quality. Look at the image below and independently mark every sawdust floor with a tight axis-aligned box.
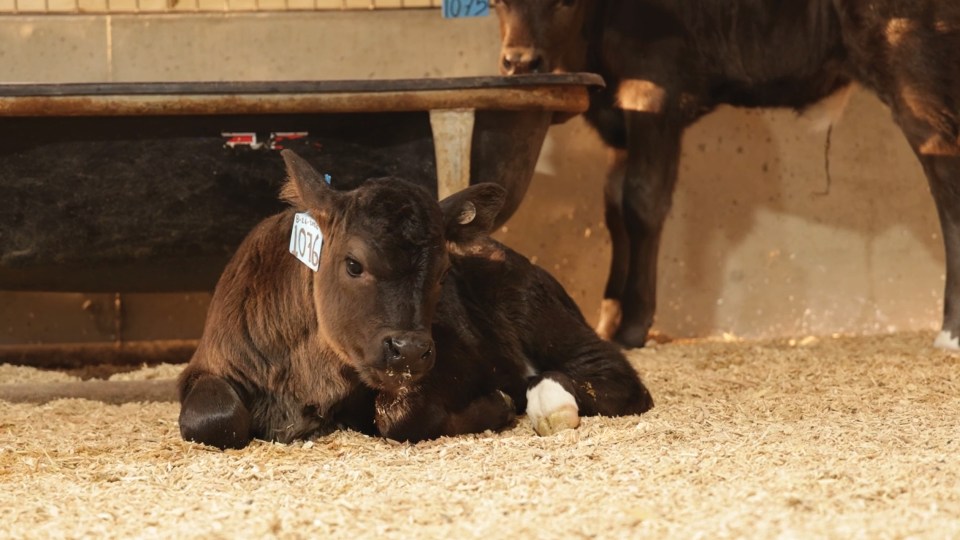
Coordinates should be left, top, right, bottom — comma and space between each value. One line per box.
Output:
2, 332, 959, 539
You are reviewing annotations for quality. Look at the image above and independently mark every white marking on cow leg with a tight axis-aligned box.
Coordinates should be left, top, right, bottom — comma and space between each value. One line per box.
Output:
885, 17, 917, 47
918, 133, 960, 157
595, 299, 622, 341
934, 330, 960, 351
616, 79, 667, 113
526, 378, 580, 436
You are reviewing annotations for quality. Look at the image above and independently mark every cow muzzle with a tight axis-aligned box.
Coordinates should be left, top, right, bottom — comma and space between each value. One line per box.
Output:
500, 47, 547, 75
376, 331, 436, 387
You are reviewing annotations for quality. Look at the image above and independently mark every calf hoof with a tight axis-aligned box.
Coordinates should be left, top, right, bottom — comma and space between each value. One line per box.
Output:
934, 330, 960, 351
179, 376, 252, 450
526, 376, 580, 436
497, 390, 515, 411
490, 390, 518, 429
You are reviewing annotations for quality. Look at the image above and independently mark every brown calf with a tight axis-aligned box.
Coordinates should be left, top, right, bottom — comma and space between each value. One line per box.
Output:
178, 150, 653, 449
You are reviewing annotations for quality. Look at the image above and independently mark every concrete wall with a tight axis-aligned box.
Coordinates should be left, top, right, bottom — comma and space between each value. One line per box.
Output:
0, 10, 944, 344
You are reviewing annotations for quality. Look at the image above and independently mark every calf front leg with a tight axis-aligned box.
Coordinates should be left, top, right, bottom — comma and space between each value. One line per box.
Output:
612, 110, 684, 348
375, 388, 516, 443
179, 374, 253, 450
441, 390, 517, 436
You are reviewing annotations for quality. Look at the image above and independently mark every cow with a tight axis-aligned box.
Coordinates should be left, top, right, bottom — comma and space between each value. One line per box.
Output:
178, 149, 653, 450
492, 0, 960, 350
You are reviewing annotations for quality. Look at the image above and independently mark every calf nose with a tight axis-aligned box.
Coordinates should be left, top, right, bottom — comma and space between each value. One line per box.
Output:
383, 333, 435, 372
500, 48, 545, 75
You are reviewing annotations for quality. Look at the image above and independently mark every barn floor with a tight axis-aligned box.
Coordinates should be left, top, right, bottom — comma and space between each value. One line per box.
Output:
1, 332, 959, 538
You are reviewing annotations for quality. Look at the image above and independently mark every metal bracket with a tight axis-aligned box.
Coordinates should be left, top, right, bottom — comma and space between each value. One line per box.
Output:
429, 108, 475, 200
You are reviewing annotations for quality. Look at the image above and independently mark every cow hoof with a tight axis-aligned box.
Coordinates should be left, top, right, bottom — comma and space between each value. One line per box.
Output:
613, 326, 651, 350
934, 330, 960, 351
526, 377, 580, 436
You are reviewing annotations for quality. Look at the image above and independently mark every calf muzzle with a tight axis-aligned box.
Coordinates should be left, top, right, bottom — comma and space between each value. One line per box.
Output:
379, 332, 436, 383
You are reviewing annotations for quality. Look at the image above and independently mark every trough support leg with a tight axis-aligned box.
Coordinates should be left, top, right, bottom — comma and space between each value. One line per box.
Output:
429, 108, 476, 199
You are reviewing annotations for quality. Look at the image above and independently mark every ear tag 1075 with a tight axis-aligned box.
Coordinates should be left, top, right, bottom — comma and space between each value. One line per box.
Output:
290, 212, 323, 271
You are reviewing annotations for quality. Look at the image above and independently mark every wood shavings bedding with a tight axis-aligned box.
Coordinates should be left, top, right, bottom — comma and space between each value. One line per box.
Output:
1, 332, 958, 538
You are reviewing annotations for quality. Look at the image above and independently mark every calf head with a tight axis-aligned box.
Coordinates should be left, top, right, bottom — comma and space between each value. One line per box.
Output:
280, 150, 506, 391
493, 0, 594, 75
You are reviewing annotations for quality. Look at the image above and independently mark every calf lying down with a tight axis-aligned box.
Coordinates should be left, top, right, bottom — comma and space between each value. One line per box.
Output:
178, 150, 653, 449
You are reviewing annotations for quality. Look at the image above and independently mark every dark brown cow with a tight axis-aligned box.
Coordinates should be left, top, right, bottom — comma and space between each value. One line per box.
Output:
493, 0, 960, 350
178, 150, 653, 450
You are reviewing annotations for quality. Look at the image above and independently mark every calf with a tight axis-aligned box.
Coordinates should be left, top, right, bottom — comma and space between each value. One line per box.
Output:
493, 0, 960, 349
178, 150, 653, 449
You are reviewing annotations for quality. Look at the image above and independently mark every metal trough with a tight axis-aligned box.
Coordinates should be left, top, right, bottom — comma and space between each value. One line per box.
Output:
0, 74, 602, 292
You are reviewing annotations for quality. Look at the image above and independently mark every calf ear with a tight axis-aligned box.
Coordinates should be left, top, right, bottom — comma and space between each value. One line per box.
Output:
439, 183, 507, 244
279, 150, 337, 217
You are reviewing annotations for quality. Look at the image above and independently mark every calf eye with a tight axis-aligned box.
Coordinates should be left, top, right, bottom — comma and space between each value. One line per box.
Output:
345, 257, 364, 278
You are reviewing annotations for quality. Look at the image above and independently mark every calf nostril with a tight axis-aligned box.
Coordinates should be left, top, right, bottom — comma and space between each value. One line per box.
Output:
420, 344, 434, 361
384, 338, 401, 361
502, 56, 514, 72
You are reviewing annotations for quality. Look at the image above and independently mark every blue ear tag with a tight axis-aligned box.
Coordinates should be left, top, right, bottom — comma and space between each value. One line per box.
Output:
290, 213, 323, 271
442, 0, 489, 18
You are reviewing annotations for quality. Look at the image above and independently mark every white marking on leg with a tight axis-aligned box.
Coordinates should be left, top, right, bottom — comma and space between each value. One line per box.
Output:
616, 79, 666, 113
526, 378, 580, 436
934, 330, 960, 351
885, 18, 916, 47
595, 298, 622, 341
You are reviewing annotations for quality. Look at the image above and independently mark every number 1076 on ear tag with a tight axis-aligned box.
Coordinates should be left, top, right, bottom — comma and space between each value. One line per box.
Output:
290, 212, 323, 271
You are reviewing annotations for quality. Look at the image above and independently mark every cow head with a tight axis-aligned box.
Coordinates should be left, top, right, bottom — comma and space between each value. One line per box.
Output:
280, 150, 506, 391
493, 0, 594, 75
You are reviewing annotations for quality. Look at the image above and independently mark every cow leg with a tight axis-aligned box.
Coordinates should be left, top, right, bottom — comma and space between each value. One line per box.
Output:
526, 338, 654, 436
613, 110, 684, 348
596, 149, 629, 340
923, 152, 960, 351
898, 122, 960, 349
918, 150, 960, 350
179, 374, 252, 450
931, 174, 960, 351
878, 56, 960, 350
